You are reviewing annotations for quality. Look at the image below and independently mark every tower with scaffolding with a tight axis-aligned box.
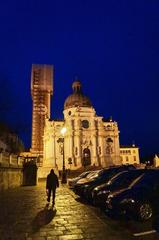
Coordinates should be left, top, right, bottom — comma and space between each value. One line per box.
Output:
30, 64, 53, 164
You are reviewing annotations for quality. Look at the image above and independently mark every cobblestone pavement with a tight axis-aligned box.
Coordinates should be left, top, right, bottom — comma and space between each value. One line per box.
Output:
0, 182, 135, 240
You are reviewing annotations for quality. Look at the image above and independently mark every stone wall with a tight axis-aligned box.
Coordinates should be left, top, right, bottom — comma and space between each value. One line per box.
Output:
0, 167, 23, 191
0, 153, 23, 191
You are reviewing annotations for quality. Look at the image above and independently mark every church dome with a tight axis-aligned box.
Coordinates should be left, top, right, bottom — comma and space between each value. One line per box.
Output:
64, 80, 92, 110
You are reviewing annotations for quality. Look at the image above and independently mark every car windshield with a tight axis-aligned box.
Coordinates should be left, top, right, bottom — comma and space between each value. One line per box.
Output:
79, 171, 90, 178
98, 169, 113, 177
87, 170, 100, 179
106, 171, 127, 185
98, 168, 122, 179
108, 171, 145, 188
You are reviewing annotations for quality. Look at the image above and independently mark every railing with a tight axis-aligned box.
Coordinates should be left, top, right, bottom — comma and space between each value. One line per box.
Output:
0, 153, 24, 168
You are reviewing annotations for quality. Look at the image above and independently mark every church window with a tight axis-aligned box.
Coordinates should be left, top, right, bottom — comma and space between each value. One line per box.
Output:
106, 138, 113, 143
99, 146, 101, 155
95, 120, 98, 128
68, 111, 71, 116
106, 146, 113, 154
133, 156, 137, 161
71, 120, 74, 129
126, 156, 129, 162
106, 125, 111, 130
75, 147, 78, 155
82, 120, 89, 128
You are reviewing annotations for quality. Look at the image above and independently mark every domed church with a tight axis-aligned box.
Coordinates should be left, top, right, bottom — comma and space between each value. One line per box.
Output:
40, 80, 125, 177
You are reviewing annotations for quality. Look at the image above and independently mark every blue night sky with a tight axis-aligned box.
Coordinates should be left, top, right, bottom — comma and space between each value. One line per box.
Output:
0, 0, 159, 158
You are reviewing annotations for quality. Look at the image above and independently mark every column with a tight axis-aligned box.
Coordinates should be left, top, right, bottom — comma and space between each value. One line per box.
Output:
69, 120, 74, 166
91, 120, 98, 166
74, 118, 82, 167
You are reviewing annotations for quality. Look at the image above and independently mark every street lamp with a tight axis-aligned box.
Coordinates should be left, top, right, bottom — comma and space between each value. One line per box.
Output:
60, 127, 67, 183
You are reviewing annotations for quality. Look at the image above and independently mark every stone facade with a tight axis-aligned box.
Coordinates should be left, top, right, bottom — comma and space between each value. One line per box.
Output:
38, 80, 123, 177
120, 146, 140, 165
37, 80, 141, 178
0, 168, 22, 191
42, 107, 121, 172
0, 153, 23, 191
154, 154, 159, 167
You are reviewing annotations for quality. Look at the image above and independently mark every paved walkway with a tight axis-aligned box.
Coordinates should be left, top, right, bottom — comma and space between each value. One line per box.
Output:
0, 182, 134, 240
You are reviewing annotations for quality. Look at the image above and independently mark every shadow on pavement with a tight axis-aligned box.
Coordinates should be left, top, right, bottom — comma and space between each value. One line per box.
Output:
32, 204, 56, 232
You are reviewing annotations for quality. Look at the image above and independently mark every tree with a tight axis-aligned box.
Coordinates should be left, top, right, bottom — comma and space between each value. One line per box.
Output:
0, 121, 25, 154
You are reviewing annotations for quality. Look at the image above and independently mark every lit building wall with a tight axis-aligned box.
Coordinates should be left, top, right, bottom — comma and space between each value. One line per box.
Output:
38, 79, 140, 178
42, 106, 122, 175
154, 155, 159, 167
120, 146, 140, 165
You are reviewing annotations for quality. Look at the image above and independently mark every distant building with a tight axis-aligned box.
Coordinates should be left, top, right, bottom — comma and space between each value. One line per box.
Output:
38, 80, 140, 178
153, 154, 159, 167
120, 145, 140, 165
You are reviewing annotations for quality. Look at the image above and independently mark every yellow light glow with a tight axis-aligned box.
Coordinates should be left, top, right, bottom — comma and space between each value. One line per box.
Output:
61, 127, 67, 136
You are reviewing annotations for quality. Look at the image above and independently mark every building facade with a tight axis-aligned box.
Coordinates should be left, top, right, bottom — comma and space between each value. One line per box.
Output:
39, 80, 125, 177
120, 145, 140, 165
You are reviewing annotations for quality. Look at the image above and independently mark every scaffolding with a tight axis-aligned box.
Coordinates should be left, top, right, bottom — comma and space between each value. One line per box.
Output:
30, 64, 53, 158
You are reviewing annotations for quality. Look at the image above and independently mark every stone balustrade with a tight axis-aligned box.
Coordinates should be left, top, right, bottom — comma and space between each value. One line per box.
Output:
0, 153, 24, 191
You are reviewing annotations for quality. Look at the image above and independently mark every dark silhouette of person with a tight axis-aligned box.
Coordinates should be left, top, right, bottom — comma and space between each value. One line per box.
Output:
46, 169, 59, 206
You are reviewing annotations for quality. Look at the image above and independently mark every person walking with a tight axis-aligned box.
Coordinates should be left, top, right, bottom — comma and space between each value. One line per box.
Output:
46, 169, 59, 206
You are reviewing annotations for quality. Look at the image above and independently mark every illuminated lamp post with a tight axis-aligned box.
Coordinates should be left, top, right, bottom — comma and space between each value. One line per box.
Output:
60, 127, 67, 183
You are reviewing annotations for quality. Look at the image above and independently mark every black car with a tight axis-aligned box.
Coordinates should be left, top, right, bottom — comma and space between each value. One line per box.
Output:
105, 169, 159, 221
92, 169, 145, 207
67, 171, 92, 188
73, 165, 136, 199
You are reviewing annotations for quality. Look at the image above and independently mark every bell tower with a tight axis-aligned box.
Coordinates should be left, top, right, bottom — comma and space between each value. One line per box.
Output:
30, 64, 53, 158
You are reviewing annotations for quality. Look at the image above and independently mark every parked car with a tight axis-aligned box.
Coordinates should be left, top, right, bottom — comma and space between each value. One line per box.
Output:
73, 165, 136, 198
92, 169, 145, 207
105, 169, 159, 221
75, 170, 100, 184
67, 171, 91, 188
